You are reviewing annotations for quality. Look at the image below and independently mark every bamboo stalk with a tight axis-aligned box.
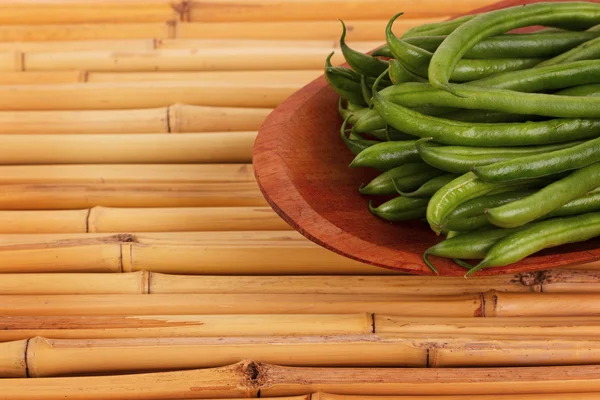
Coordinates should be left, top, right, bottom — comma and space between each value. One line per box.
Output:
0, 22, 173, 42
176, 18, 446, 41
0, 132, 256, 164
0, 209, 88, 234
168, 103, 272, 133
540, 269, 600, 292
0, 164, 256, 184
561, 260, 600, 271
315, 393, 600, 400
155, 38, 383, 51
0, 71, 85, 84
0, 314, 371, 342
0, 182, 266, 210
186, 1, 486, 22
486, 291, 600, 317
0, 39, 156, 52
0, 339, 26, 378
88, 70, 322, 85
0, 81, 286, 109
89, 206, 292, 232
0, 293, 482, 316
26, 48, 351, 72
0, 108, 169, 134
0, 271, 148, 295
0, 51, 22, 71
0, 1, 180, 24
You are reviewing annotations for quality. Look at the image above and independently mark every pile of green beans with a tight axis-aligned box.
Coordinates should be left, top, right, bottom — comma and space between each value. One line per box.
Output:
326, 2, 600, 276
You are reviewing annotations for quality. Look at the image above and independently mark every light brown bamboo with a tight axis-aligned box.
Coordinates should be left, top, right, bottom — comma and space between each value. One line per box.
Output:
541, 269, 600, 292
0, 361, 255, 399
561, 259, 600, 271
168, 103, 272, 133
0, 293, 482, 316
26, 48, 350, 71
89, 206, 291, 232
0, 1, 181, 24
314, 393, 600, 400
0, 51, 21, 71
485, 291, 600, 317
0, 108, 169, 134
0, 71, 85, 84
176, 18, 445, 41
376, 315, 600, 337
156, 38, 382, 51
0, 39, 156, 52
0, 209, 88, 233
0, 271, 147, 295
0, 338, 26, 378
186, 1, 487, 22
0, 314, 372, 342
0, 132, 256, 164
0, 182, 266, 210
88, 70, 321, 85
0, 164, 256, 184
0, 22, 173, 42
0, 81, 285, 109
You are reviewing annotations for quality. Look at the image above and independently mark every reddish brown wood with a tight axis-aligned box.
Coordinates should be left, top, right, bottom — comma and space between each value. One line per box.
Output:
253, 0, 600, 276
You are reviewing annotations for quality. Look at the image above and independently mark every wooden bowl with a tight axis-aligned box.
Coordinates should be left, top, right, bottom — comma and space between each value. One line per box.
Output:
253, 0, 600, 276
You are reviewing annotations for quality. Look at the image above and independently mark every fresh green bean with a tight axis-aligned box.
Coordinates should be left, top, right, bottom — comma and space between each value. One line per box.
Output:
338, 98, 370, 125
466, 212, 600, 276
388, 59, 427, 84
444, 110, 539, 123
536, 35, 600, 67
339, 115, 378, 156
486, 162, 600, 228
325, 52, 366, 106
367, 126, 414, 141
359, 163, 441, 195
428, 2, 600, 93
397, 174, 458, 198
369, 197, 428, 222
548, 188, 600, 217
417, 139, 583, 174
372, 91, 600, 147
401, 14, 478, 39
340, 19, 389, 78
350, 140, 419, 170
555, 83, 600, 97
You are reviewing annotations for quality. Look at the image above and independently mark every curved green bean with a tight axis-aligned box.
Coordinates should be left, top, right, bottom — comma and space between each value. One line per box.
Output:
359, 163, 441, 195
397, 174, 458, 198
369, 197, 428, 222
340, 19, 389, 78
536, 35, 600, 67
339, 115, 378, 156
325, 52, 366, 106
349, 140, 420, 170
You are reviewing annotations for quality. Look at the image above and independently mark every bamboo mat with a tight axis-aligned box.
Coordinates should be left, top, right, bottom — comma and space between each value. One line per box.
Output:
3, 1, 600, 399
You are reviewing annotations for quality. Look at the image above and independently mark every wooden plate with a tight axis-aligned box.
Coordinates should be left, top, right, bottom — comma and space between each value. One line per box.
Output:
253, 0, 600, 276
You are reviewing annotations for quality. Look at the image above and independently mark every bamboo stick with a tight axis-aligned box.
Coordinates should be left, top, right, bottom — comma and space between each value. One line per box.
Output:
0, 39, 156, 52
0, 293, 482, 316
0, 164, 256, 184
485, 291, 600, 317
0, 314, 372, 342
0, 133, 256, 164
314, 393, 600, 400
88, 70, 322, 85
168, 103, 272, 133
561, 260, 600, 271
541, 269, 600, 292
26, 48, 351, 72
0, 339, 26, 378
0, 182, 267, 210
0, 81, 285, 109
0, 271, 147, 295
0, 361, 256, 399
0, 108, 169, 134
186, 1, 486, 22
0, 71, 85, 84
176, 18, 446, 41
155, 38, 382, 51
0, 22, 173, 42
89, 206, 291, 232
0, 209, 88, 234
0, 51, 21, 71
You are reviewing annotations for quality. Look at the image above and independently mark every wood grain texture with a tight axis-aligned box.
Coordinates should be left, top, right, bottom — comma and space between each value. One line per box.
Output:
253, 0, 600, 277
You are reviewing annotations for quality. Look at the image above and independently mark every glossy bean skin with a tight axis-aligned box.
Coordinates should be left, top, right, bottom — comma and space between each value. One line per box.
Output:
428, 2, 600, 92
359, 163, 441, 195
386, 14, 543, 82
339, 116, 378, 156
445, 110, 538, 123
325, 52, 366, 106
368, 197, 428, 222
372, 91, 600, 147
549, 188, 600, 218
340, 19, 389, 78
555, 83, 600, 96
536, 35, 600, 67
398, 174, 458, 198
466, 212, 600, 276
401, 14, 478, 39
417, 139, 583, 174
388, 59, 427, 85
423, 227, 522, 274
350, 140, 419, 170
486, 162, 600, 229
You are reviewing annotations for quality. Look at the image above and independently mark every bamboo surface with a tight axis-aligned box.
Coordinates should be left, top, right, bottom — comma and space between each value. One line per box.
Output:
0, 71, 85, 84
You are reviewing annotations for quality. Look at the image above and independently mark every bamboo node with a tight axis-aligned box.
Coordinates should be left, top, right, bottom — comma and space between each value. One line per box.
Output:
238, 359, 267, 389
520, 270, 547, 289
117, 233, 137, 243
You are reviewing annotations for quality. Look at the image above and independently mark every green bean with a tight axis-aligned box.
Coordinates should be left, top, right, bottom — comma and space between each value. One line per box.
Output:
536, 35, 600, 67
360, 75, 372, 108
359, 163, 441, 195
397, 174, 458, 198
444, 110, 538, 123
486, 162, 600, 229
548, 188, 600, 217
444, 190, 536, 232
339, 115, 378, 156
417, 139, 583, 174
368, 126, 416, 141
426, 171, 547, 234
388, 59, 427, 85
368, 197, 428, 222
340, 19, 389, 78
423, 227, 523, 274
465, 212, 600, 276
555, 83, 600, 97
401, 14, 478, 39
428, 2, 600, 93
352, 101, 452, 134
325, 52, 366, 106
338, 98, 371, 125
349, 140, 419, 170
372, 91, 600, 147
386, 13, 543, 82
